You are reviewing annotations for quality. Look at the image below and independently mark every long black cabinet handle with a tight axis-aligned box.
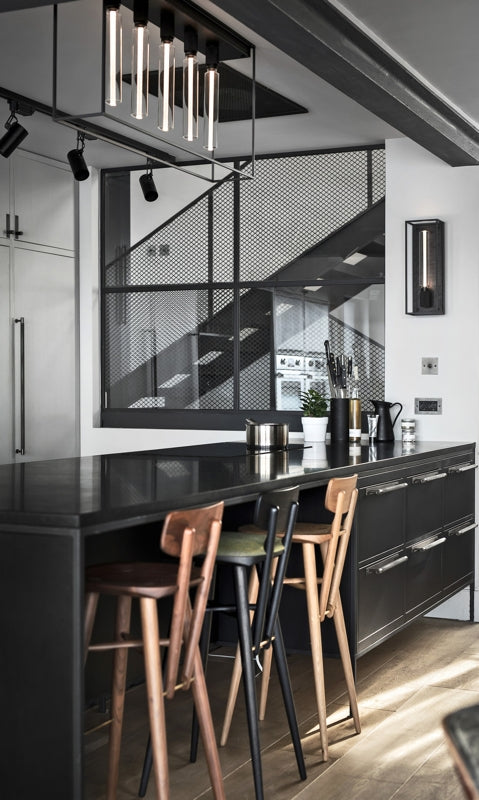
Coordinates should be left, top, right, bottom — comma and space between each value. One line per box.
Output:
411, 536, 446, 552
365, 482, 408, 495
448, 464, 478, 474
14, 317, 25, 455
5, 214, 23, 239
412, 472, 447, 484
366, 555, 408, 574
453, 523, 478, 537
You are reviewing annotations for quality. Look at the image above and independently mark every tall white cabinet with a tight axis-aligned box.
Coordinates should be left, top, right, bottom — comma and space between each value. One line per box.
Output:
0, 151, 78, 464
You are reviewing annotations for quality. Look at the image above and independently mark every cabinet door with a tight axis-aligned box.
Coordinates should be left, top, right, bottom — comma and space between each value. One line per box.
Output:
406, 469, 446, 541
0, 157, 11, 243
0, 245, 13, 463
358, 550, 408, 655
357, 479, 407, 562
12, 154, 74, 251
444, 463, 477, 527
405, 534, 445, 617
443, 523, 476, 592
13, 247, 78, 461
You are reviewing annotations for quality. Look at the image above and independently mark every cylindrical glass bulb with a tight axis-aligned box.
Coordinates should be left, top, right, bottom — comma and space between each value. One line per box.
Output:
158, 40, 175, 131
421, 229, 428, 287
131, 23, 149, 119
182, 54, 198, 140
106, 7, 122, 106
203, 66, 219, 151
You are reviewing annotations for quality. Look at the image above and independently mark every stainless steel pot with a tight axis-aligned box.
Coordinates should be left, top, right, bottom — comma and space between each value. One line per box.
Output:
245, 420, 289, 451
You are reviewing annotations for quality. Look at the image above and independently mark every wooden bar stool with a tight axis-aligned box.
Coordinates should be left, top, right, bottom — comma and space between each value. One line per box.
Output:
221, 475, 360, 762
84, 501, 225, 800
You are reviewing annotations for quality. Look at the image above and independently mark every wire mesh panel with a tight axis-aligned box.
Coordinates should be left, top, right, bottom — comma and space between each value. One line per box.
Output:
239, 288, 274, 409
102, 146, 386, 422
105, 288, 234, 409
239, 150, 375, 281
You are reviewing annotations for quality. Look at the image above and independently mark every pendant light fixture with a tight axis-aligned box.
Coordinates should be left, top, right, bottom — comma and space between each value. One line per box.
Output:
158, 9, 175, 132
183, 25, 199, 141
203, 41, 219, 152
105, 1, 122, 107
131, 0, 150, 120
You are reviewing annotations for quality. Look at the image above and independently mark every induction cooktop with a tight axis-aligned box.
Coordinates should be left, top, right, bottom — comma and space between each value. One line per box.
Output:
155, 442, 308, 458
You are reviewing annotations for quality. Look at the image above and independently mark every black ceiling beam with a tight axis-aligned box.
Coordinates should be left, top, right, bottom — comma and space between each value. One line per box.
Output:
215, 0, 479, 166
0, 0, 76, 10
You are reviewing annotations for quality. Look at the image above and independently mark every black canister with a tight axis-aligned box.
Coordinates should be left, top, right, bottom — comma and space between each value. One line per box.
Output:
330, 397, 350, 442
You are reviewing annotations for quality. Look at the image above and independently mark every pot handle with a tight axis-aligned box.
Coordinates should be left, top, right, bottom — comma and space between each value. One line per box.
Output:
390, 402, 403, 429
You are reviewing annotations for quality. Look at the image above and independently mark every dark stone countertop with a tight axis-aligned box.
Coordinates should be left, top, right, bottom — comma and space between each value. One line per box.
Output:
0, 440, 474, 533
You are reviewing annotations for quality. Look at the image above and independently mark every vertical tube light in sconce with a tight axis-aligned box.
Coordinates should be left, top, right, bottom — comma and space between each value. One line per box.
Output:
183, 25, 199, 141
405, 219, 445, 315
158, 9, 175, 132
203, 41, 219, 152
131, 0, 149, 119
105, 1, 122, 106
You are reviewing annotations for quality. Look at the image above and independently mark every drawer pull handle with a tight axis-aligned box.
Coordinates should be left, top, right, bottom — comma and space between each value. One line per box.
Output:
412, 472, 447, 484
367, 555, 408, 574
411, 536, 446, 552
365, 482, 408, 496
448, 464, 478, 474
454, 523, 478, 536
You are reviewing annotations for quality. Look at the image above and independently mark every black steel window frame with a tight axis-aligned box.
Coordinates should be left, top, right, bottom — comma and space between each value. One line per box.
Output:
100, 145, 385, 432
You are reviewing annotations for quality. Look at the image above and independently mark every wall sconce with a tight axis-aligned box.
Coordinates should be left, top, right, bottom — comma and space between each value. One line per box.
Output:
405, 219, 445, 315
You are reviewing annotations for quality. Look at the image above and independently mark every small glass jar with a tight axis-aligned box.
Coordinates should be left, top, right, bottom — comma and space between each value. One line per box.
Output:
401, 418, 416, 444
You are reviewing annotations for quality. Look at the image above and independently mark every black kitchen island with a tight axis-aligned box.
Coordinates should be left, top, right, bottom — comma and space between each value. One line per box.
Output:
0, 440, 476, 799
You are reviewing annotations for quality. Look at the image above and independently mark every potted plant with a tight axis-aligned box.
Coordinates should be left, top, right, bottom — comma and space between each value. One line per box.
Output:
300, 388, 329, 442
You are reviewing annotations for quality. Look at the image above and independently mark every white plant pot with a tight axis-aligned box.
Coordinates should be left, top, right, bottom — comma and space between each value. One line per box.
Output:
301, 416, 328, 443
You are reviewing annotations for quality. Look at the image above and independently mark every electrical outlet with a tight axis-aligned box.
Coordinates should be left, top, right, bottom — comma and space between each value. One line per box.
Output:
421, 357, 438, 375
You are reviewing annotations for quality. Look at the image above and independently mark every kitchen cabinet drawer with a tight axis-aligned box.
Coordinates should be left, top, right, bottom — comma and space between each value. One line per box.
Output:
406, 469, 446, 541
357, 479, 407, 561
444, 463, 478, 527
358, 551, 407, 654
443, 521, 477, 591
405, 534, 445, 617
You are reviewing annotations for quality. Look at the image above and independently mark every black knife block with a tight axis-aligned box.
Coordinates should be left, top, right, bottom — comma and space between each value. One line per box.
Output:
330, 398, 349, 443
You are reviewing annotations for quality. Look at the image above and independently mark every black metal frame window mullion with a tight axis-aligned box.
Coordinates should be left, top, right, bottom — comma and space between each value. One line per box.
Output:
100, 146, 385, 429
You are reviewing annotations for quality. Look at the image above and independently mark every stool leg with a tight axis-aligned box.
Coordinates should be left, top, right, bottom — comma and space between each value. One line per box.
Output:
333, 594, 361, 733
233, 564, 264, 800
220, 567, 259, 746
302, 541, 329, 761
140, 596, 169, 800
107, 595, 132, 800
191, 646, 226, 800
271, 620, 307, 780
84, 592, 99, 665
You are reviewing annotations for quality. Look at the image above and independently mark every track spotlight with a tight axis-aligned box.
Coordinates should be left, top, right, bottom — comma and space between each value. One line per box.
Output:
139, 162, 158, 201
67, 131, 90, 181
0, 101, 29, 158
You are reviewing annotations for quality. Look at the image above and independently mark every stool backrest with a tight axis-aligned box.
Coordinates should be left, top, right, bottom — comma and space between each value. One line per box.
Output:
160, 501, 224, 697
319, 475, 358, 621
251, 485, 300, 652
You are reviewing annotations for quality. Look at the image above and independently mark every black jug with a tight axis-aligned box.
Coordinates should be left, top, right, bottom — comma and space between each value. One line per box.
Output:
371, 400, 403, 441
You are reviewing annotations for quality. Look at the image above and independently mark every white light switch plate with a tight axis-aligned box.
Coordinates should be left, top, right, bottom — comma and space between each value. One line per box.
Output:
421, 357, 438, 375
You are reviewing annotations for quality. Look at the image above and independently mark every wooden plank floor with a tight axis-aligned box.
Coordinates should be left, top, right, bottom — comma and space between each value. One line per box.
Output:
85, 617, 479, 799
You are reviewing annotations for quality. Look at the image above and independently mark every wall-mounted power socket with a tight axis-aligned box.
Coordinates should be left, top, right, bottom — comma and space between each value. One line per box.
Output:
421, 357, 438, 375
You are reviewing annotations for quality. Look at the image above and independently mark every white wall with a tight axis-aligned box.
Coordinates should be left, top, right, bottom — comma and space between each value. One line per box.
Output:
385, 138, 479, 620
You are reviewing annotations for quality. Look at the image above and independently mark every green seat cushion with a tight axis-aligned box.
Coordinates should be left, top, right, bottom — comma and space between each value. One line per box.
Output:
216, 531, 284, 565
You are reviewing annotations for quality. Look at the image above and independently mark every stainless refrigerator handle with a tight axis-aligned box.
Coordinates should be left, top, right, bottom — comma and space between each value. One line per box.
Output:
14, 317, 25, 455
